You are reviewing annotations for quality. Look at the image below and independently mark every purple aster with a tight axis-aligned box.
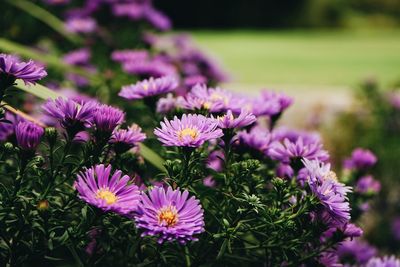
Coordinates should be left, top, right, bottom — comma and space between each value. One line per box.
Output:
156, 93, 177, 114
111, 50, 149, 64
42, 97, 98, 136
365, 256, 400, 267
318, 251, 341, 267
63, 48, 91, 65
111, 2, 148, 20
343, 148, 377, 170
184, 75, 207, 88
110, 124, 146, 153
214, 109, 256, 129
273, 127, 322, 145
207, 150, 224, 172
203, 176, 216, 187
303, 159, 352, 225
355, 175, 381, 194
65, 17, 97, 34
0, 112, 18, 141
238, 125, 277, 156
119, 76, 178, 100
15, 121, 44, 151
179, 84, 238, 113
75, 164, 141, 215
0, 54, 47, 86
154, 114, 223, 147
260, 90, 293, 116
122, 59, 177, 78
144, 8, 172, 31
269, 137, 329, 164
337, 239, 377, 265
93, 104, 125, 133
135, 186, 205, 244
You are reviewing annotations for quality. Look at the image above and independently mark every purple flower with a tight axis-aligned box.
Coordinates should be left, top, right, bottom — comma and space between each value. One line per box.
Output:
344, 148, 377, 170
207, 150, 224, 172
119, 76, 178, 100
122, 59, 177, 78
93, 105, 125, 133
144, 8, 172, 31
260, 90, 293, 116
269, 137, 329, 164
356, 175, 381, 194
179, 84, 238, 113
387, 91, 400, 110
238, 125, 276, 156
111, 2, 148, 20
63, 48, 91, 65
65, 17, 97, 34
214, 109, 256, 129
42, 97, 97, 135
156, 93, 177, 114
111, 50, 149, 63
135, 186, 205, 244
203, 176, 216, 187
303, 159, 352, 225
110, 124, 146, 153
154, 114, 223, 147
337, 239, 377, 264
0, 112, 18, 141
318, 251, 341, 267
75, 164, 141, 215
342, 223, 363, 239
0, 54, 47, 85
365, 256, 400, 267
15, 121, 44, 150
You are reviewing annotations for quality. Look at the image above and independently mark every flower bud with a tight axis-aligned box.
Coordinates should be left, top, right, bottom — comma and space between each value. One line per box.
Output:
37, 199, 49, 211
45, 127, 57, 146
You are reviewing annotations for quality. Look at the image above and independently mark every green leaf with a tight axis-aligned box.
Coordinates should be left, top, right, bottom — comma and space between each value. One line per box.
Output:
15, 80, 59, 100
139, 144, 165, 171
5, 0, 82, 44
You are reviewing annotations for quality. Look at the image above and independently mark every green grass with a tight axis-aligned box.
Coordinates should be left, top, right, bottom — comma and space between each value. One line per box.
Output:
191, 29, 400, 88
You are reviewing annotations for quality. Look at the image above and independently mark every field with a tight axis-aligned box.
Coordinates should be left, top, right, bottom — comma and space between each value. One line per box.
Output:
192, 29, 400, 90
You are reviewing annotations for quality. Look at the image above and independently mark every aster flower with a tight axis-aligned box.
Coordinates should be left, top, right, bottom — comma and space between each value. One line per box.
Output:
214, 109, 256, 129
259, 90, 293, 116
179, 84, 238, 113
15, 121, 44, 151
269, 137, 329, 164
122, 59, 177, 78
93, 104, 125, 133
63, 48, 91, 65
343, 148, 377, 170
156, 93, 177, 114
110, 124, 146, 154
303, 159, 352, 224
144, 8, 172, 31
337, 239, 377, 265
0, 112, 18, 141
355, 175, 381, 194
42, 97, 98, 137
111, 50, 149, 63
65, 17, 97, 34
154, 114, 223, 147
135, 186, 205, 244
365, 256, 400, 267
119, 76, 178, 100
238, 125, 277, 156
0, 54, 47, 86
75, 164, 141, 215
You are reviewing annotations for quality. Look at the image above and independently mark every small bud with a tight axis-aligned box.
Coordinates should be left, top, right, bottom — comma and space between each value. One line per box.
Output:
37, 199, 49, 211
223, 218, 230, 228
45, 127, 57, 145
3, 142, 14, 152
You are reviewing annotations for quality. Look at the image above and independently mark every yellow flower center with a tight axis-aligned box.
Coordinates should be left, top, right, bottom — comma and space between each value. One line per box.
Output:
158, 206, 179, 227
142, 83, 149, 91
324, 171, 338, 182
177, 127, 199, 141
218, 114, 234, 121
96, 189, 118, 205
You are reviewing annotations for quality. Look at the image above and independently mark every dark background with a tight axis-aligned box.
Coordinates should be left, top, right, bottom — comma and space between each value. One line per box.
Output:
155, 0, 400, 28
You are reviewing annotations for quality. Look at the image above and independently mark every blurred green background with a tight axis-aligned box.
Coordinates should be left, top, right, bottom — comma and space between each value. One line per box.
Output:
192, 29, 400, 89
